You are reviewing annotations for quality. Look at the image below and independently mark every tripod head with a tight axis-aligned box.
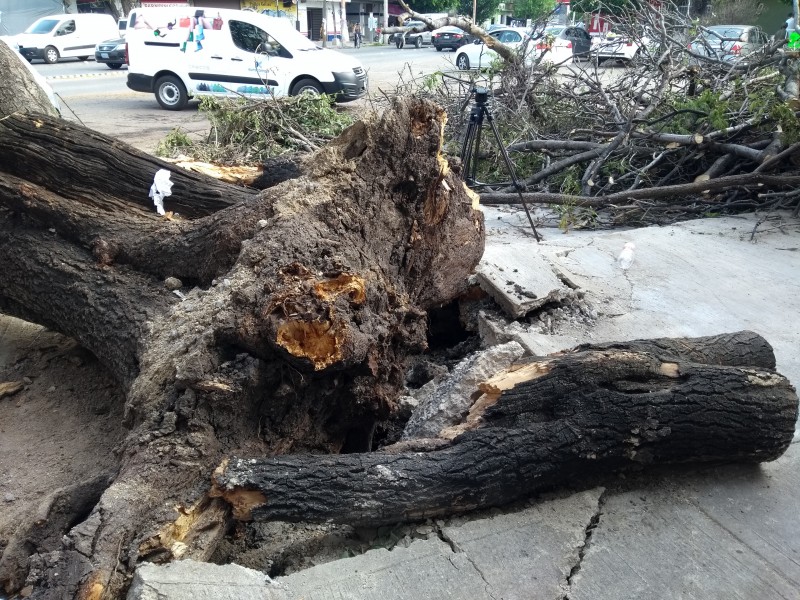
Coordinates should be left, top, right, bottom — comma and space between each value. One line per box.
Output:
472, 86, 490, 105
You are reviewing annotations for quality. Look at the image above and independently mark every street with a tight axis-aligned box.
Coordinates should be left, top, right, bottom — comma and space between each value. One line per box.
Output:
35, 44, 467, 152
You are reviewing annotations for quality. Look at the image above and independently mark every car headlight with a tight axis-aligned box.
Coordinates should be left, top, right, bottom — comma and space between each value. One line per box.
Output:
115, 44, 126, 51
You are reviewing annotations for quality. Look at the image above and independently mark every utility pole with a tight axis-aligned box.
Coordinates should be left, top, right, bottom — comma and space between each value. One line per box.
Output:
383, 0, 388, 42
341, 0, 349, 43
472, 0, 477, 23
322, 0, 328, 47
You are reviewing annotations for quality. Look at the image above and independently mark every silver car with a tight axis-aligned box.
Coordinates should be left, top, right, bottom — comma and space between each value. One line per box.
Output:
391, 21, 432, 49
689, 25, 769, 63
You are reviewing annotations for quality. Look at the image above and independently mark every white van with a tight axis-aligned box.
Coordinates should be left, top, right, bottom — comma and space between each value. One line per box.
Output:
15, 13, 118, 64
125, 8, 368, 110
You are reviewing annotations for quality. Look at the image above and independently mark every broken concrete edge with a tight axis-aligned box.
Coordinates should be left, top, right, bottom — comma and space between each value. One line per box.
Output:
123, 488, 607, 600
402, 340, 525, 439
474, 255, 570, 319
126, 559, 287, 600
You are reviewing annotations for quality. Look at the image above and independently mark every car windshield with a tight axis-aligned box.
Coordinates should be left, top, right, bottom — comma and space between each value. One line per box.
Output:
702, 26, 745, 41
25, 19, 59, 34
546, 27, 565, 35
405, 21, 424, 28
268, 18, 320, 51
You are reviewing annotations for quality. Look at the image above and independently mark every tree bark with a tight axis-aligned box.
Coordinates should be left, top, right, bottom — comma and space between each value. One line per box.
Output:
0, 42, 59, 118
0, 95, 485, 599
212, 332, 798, 526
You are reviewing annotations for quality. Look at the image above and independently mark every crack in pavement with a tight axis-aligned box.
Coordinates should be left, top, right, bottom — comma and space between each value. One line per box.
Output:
562, 488, 608, 599
437, 524, 498, 600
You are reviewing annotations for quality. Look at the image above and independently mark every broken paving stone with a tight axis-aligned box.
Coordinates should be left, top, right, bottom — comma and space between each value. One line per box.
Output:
475, 244, 569, 318
127, 559, 286, 600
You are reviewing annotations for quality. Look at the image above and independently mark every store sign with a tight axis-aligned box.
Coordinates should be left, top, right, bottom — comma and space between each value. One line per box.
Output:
141, 1, 190, 7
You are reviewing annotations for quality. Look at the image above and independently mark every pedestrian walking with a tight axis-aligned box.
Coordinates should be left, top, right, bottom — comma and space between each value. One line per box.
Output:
353, 23, 363, 48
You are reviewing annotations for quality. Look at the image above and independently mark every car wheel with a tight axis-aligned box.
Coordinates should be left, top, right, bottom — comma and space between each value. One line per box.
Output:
107, 62, 123, 69
626, 50, 642, 67
43, 46, 59, 64
155, 75, 188, 111
291, 77, 324, 97
456, 53, 470, 70
77, 55, 89, 61
435, 45, 442, 51
414, 36, 422, 49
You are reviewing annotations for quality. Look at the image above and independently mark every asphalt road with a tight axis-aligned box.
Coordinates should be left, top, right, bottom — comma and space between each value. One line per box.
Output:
34, 44, 463, 153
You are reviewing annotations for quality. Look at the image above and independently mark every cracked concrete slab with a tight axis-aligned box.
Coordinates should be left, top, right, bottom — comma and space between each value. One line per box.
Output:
475, 241, 569, 318
127, 560, 287, 600
277, 488, 605, 600
440, 488, 605, 600
567, 443, 800, 600
485, 210, 800, 392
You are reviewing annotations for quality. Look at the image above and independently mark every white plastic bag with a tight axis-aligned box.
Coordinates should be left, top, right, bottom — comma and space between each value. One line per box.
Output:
149, 169, 174, 216
617, 242, 635, 270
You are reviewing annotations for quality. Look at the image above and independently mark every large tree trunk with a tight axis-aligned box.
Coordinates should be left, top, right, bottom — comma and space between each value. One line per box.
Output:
0, 62, 485, 598
211, 331, 798, 525
0, 42, 796, 600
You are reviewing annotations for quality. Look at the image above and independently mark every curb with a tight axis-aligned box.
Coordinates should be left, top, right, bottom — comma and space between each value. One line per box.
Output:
45, 71, 127, 81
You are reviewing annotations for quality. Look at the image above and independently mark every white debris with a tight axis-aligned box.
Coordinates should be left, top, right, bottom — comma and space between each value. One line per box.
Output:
149, 169, 174, 215
617, 242, 636, 270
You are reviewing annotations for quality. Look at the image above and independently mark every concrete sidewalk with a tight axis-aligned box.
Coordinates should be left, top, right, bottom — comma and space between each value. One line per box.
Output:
129, 212, 800, 600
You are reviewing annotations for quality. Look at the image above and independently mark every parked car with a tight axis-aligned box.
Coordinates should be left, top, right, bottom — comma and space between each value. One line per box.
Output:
390, 20, 432, 48
126, 8, 367, 110
95, 37, 126, 69
591, 27, 649, 64
432, 26, 474, 51
689, 25, 768, 63
13, 13, 118, 64
455, 27, 531, 70
530, 25, 591, 63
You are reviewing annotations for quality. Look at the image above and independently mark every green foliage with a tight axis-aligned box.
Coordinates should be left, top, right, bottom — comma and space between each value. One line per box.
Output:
513, 0, 559, 20
157, 94, 353, 165
456, 0, 503, 23
668, 89, 731, 133
401, 0, 455, 15
551, 200, 599, 232
155, 128, 194, 157
771, 101, 800, 144
569, 0, 643, 17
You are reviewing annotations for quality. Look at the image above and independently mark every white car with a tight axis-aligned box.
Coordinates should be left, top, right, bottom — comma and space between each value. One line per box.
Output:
591, 29, 649, 64
529, 25, 579, 65
455, 27, 531, 70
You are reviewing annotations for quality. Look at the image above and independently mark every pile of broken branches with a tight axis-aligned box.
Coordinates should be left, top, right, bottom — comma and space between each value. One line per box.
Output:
390, 1, 800, 226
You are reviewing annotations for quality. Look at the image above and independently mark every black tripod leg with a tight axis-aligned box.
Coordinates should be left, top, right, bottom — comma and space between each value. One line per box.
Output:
485, 111, 541, 242
460, 116, 482, 187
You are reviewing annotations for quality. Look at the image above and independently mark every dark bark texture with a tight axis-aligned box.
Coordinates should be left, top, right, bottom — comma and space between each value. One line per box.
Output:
0, 41, 796, 600
212, 332, 797, 526
0, 95, 485, 600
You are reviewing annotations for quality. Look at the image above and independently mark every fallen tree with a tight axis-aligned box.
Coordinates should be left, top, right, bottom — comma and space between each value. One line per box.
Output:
212, 331, 797, 525
0, 42, 797, 600
0, 42, 485, 598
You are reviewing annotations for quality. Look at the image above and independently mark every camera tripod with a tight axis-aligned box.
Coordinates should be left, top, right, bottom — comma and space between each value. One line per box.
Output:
460, 87, 541, 242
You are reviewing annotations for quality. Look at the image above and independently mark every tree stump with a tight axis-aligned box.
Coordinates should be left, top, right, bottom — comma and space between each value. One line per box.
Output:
0, 62, 485, 598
